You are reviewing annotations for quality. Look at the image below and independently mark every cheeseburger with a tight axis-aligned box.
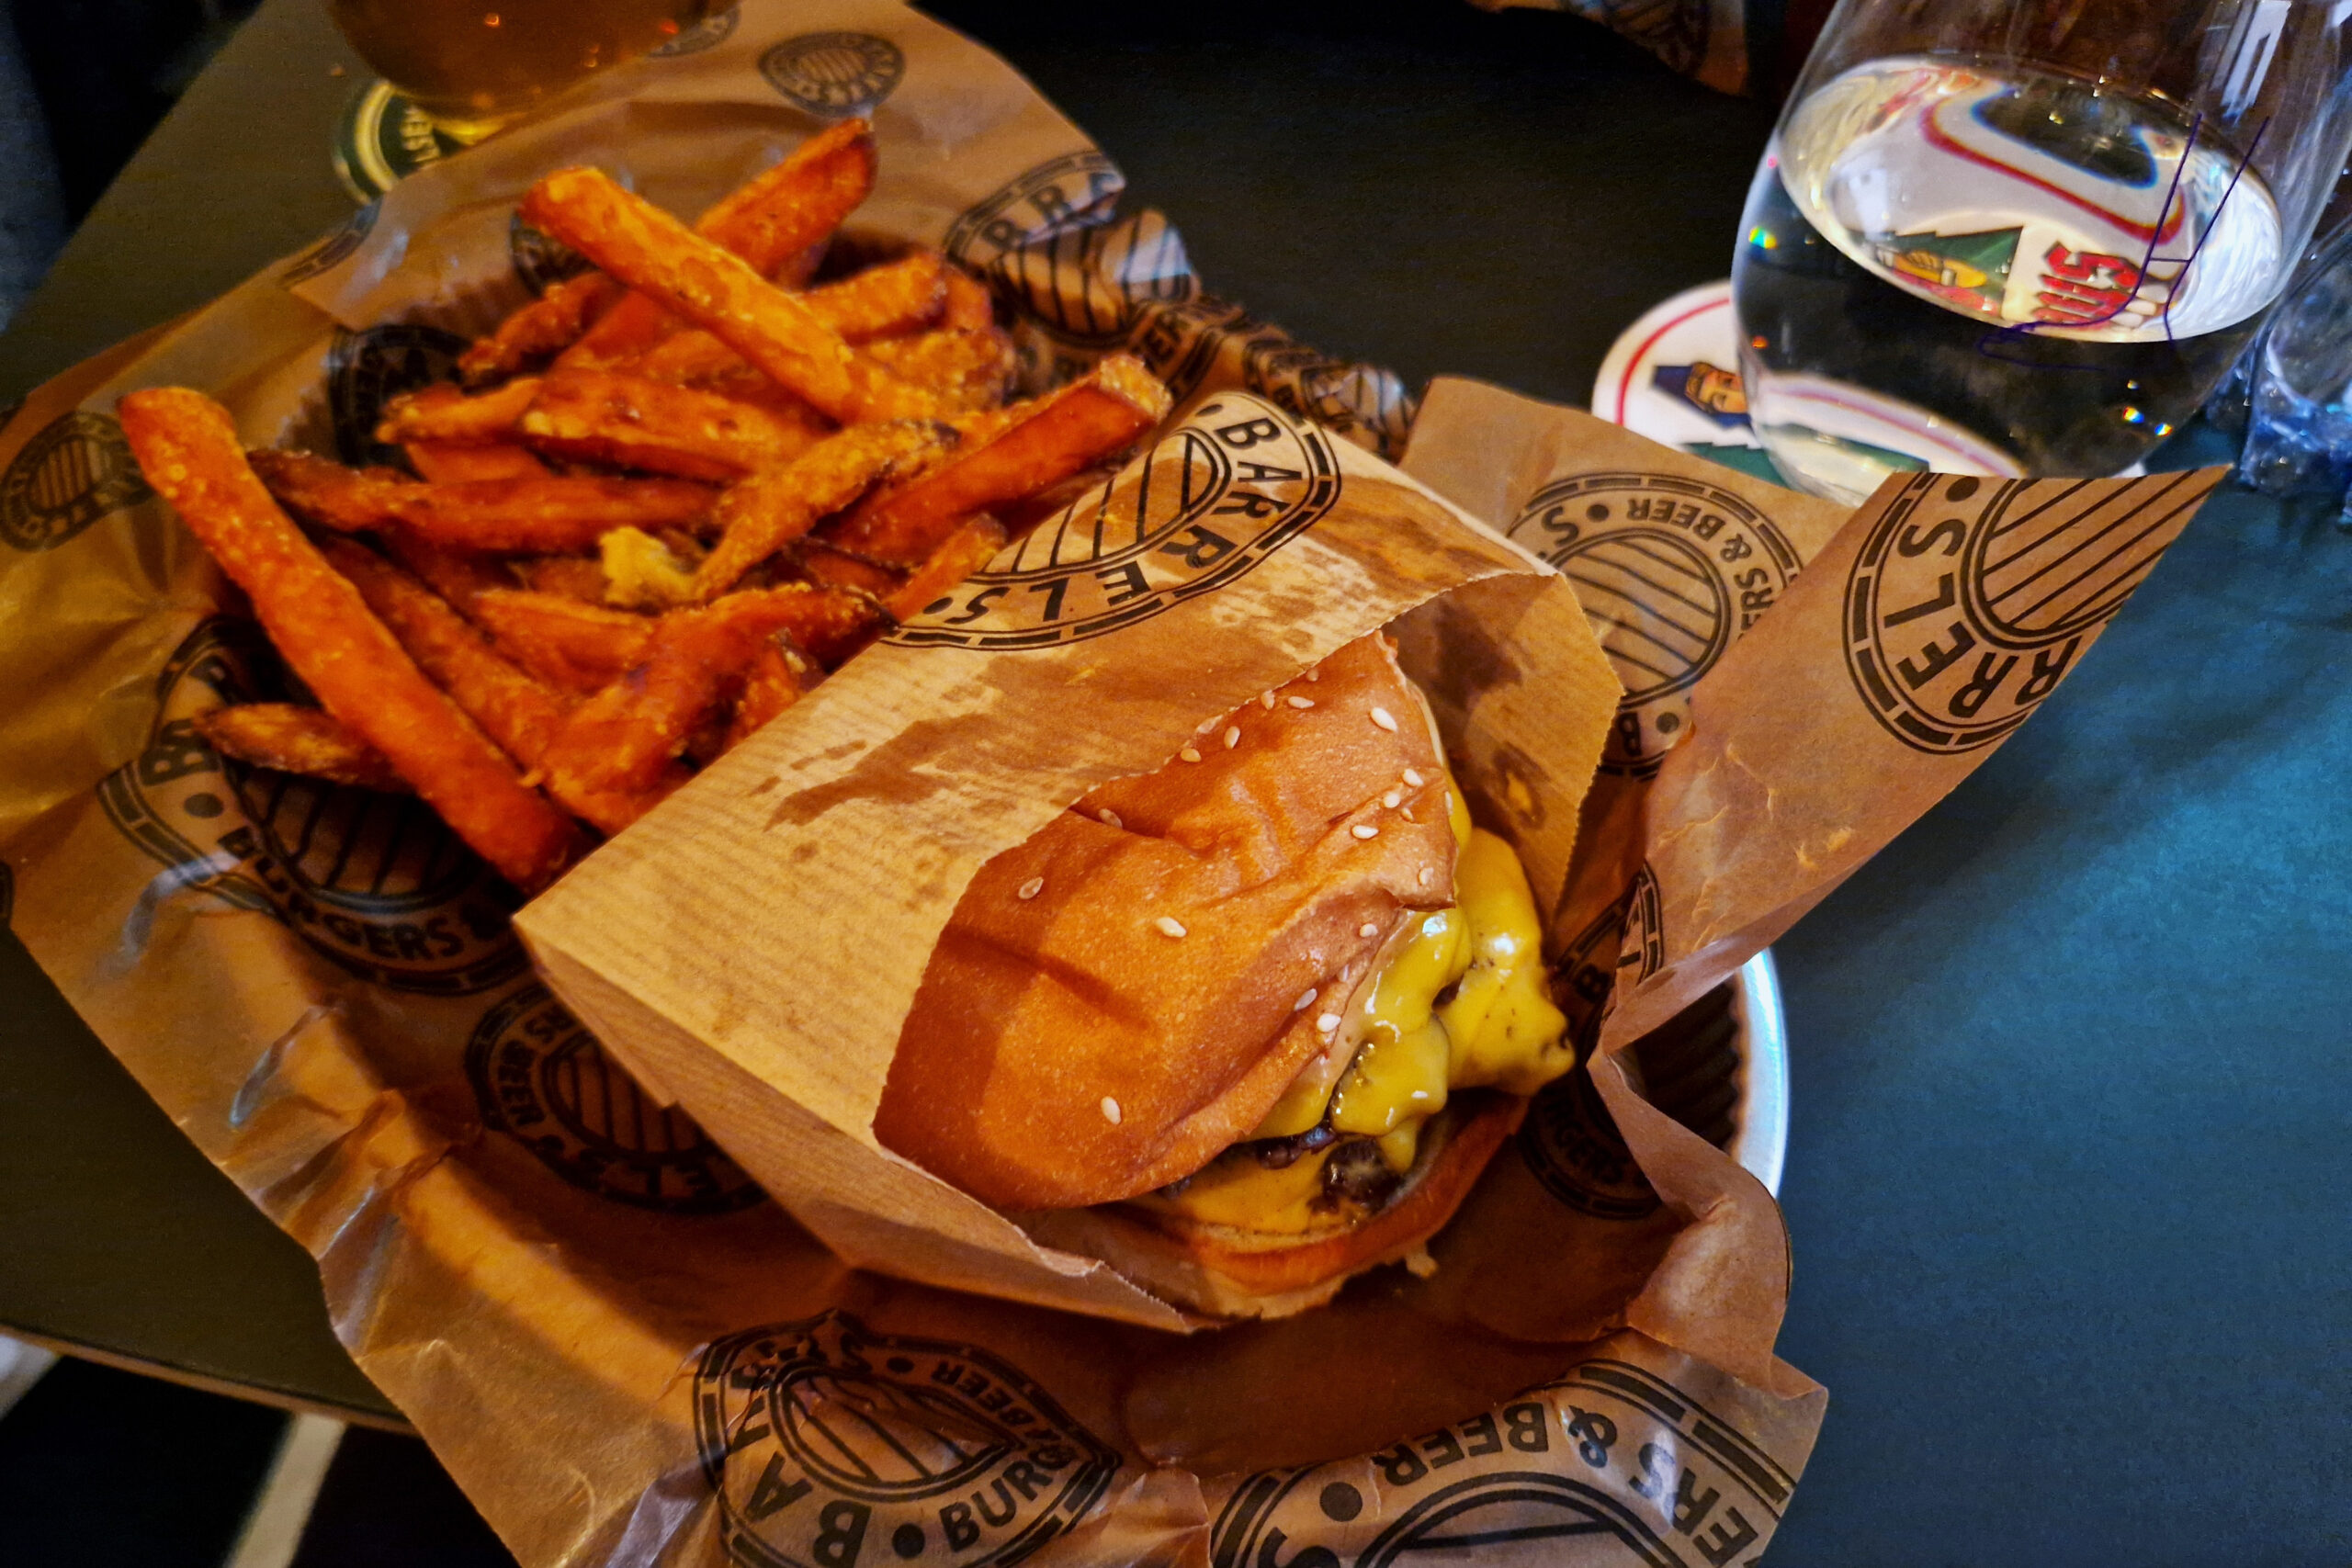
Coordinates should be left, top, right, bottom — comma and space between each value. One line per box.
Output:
876, 634, 1577, 1318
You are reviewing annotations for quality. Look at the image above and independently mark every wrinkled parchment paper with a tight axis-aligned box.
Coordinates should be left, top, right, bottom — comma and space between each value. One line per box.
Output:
0, 2, 2228, 1562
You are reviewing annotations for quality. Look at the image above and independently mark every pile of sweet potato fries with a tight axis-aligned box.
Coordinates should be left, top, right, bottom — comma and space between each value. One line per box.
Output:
118, 120, 1171, 892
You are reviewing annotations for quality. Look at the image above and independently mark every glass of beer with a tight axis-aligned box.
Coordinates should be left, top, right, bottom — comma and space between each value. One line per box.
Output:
328, 0, 716, 143
1732, 0, 2352, 502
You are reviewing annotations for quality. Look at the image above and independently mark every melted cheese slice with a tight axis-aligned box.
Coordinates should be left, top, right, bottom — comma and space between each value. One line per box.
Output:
1143, 800, 1569, 1235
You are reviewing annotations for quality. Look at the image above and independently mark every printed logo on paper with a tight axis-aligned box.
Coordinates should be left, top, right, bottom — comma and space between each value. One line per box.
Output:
1212, 1359, 1792, 1568
279, 200, 381, 289
1517, 1066, 1662, 1222
695, 1311, 1120, 1568
467, 982, 766, 1214
508, 214, 592, 295
889, 396, 1338, 651
1510, 473, 1801, 775
327, 322, 469, 468
759, 32, 904, 118
0, 411, 154, 553
1843, 471, 2217, 755
944, 152, 1125, 271
651, 4, 739, 56
96, 619, 526, 995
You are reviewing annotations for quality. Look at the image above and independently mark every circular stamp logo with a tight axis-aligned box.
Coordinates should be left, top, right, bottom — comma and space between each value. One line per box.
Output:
279, 200, 381, 289
96, 619, 526, 995
1547, 864, 1662, 1061
327, 322, 469, 468
695, 1311, 1120, 1568
508, 213, 592, 295
1516, 1066, 1662, 1221
1509, 473, 1800, 775
888, 396, 1337, 651
759, 32, 904, 118
332, 78, 462, 203
943, 152, 1125, 272
467, 982, 765, 1213
0, 411, 154, 553
989, 211, 1193, 352
1844, 473, 2188, 754
652, 4, 740, 56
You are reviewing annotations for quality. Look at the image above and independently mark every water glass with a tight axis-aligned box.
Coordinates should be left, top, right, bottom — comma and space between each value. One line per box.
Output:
1734, 0, 2352, 503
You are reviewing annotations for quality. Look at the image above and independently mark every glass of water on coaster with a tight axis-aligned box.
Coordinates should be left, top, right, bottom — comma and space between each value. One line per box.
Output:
1733, 0, 2352, 503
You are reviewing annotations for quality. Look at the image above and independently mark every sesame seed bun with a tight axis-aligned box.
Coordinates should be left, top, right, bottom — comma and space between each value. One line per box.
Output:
876, 634, 1458, 1213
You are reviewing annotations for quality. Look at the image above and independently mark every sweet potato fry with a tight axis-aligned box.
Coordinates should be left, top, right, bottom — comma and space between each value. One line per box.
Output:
517, 370, 831, 481
521, 166, 939, 423
621, 254, 958, 400
824, 354, 1170, 564
377, 378, 542, 446
379, 532, 514, 617
794, 541, 906, 598
404, 440, 551, 482
458, 272, 625, 386
696, 118, 876, 276
195, 704, 410, 793
862, 329, 1014, 412
513, 554, 610, 604
940, 264, 997, 333
691, 420, 951, 601
471, 589, 656, 694
250, 447, 718, 550
725, 635, 820, 750
707, 581, 888, 666
884, 515, 1007, 622
553, 290, 678, 373
600, 527, 702, 610
119, 389, 581, 890
549, 121, 878, 377
323, 540, 574, 770
538, 584, 870, 829
802, 252, 948, 340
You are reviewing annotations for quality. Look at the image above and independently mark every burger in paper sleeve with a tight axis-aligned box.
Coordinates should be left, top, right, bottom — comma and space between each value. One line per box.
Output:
877, 633, 1582, 1318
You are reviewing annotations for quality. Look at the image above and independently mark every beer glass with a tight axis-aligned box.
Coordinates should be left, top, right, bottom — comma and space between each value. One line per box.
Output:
329, 0, 716, 143
1733, 0, 2352, 502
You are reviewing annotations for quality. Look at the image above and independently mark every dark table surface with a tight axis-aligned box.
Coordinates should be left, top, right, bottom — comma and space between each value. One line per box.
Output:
5, 2, 2347, 1562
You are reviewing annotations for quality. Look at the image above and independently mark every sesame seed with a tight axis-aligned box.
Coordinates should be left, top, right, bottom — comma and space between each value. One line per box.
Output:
1294, 987, 1318, 1011
1351, 824, 1378, 840
1382, 790, 1402, 808
1400, 806, 1418, 822
1359, 922, 1380, 938
1402, 768, 1426, 786
1342, 961, 1363, 983
1223, 726, 1240, 749
1418, 866, 1433, 886
1306, 667, 1320, 681
1017, 876, 1045, 900
1099, 808, 1122, 829
1261, 691, 1277, 709
1179, 746, 1202, 763
1286, 695, 1315, 709
1155, 915, 1187, 938
1101, 1096, 1123, 1124
1316, 1012, 1341, 1033
1197, 715, 1221, 735
1370, 706, 1398, 732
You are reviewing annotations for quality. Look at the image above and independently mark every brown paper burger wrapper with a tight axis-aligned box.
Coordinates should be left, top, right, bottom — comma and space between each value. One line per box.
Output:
0, 2, 2232, 1559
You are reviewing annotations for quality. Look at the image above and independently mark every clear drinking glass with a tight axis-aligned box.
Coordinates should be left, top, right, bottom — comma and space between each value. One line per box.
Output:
328, 0, 714, 143
1732, 0, 2352, 503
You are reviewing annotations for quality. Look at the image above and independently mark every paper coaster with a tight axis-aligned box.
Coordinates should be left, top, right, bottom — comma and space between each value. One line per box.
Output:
332, 79, 463, 204
1592, 280, 1793, 488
